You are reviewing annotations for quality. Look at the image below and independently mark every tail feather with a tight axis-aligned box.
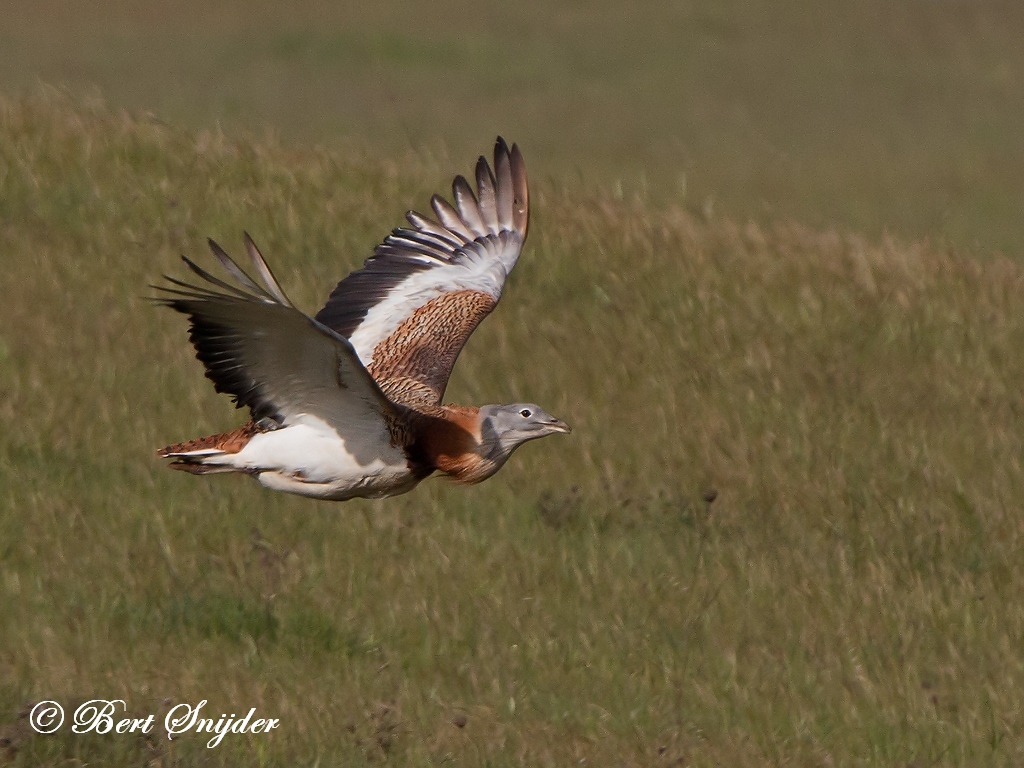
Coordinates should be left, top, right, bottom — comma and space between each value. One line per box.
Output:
158, 423, 260, 474
166, 460, 239, 475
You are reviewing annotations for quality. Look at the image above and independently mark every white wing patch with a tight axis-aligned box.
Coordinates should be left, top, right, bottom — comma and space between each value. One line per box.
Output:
348, 234, 520, 368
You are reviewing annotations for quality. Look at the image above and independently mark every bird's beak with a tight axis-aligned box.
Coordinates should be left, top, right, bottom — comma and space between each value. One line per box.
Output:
546, 417, 571, 434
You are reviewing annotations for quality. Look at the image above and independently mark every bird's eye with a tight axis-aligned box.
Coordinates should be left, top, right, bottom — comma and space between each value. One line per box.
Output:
519, 409, 532, 418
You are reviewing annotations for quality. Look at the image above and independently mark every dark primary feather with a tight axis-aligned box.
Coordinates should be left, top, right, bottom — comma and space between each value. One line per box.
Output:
155, 239, 394, 430
507, 140, 529, 236
475, 156, 498, 232
430, 194, 477, 241
244, 233, 292, 306
156, 265, 285, 424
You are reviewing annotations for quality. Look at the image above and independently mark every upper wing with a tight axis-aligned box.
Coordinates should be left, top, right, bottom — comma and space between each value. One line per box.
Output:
314, 137, 529, 408
155, 234, 399, 452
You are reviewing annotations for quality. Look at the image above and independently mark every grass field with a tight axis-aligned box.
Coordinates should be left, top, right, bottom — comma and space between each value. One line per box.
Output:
3, 88, 1024, 765
4, 1, 1024, 255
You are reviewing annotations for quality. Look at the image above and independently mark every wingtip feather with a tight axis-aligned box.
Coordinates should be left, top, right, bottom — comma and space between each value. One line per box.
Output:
243, 233, 294, 308
508, 142, 529, 238
451, 174, 487, 236
492, 137, 514, 231
205, 240, 271, 299
475, 156, 500, 234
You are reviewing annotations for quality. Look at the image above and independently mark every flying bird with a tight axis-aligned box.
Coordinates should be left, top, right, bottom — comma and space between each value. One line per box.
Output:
155, 138, 570, 501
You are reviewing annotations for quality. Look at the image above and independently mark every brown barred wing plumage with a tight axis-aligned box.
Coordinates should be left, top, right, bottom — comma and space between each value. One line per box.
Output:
314, 137, 529, 408
368, 288, 498, 408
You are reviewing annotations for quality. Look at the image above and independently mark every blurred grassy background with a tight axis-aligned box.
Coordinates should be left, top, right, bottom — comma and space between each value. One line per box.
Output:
4, 0, 1024, 253
3, 2, 1024, 765
2, 89, 1024, 766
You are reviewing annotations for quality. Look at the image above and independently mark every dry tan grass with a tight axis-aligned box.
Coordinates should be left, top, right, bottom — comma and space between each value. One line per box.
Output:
5, 1, 1024, 255
2, 90, 1024, 765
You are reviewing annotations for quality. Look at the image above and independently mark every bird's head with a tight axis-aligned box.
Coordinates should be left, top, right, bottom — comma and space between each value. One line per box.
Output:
478, 403, 571, 461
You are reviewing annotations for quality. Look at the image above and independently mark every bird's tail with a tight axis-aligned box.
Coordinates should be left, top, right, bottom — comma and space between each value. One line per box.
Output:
157, 423, 259, 474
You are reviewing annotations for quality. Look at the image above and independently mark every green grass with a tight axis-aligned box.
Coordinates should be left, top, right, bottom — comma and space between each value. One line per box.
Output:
3, 90, 1024, 765
4, 1, 1024, 254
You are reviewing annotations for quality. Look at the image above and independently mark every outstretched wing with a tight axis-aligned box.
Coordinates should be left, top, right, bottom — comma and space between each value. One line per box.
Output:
155, 234, 399, 446
314, 137, 529, 408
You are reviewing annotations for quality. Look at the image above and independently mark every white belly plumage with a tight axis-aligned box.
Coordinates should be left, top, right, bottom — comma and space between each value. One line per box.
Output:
220, 423, 419, 501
